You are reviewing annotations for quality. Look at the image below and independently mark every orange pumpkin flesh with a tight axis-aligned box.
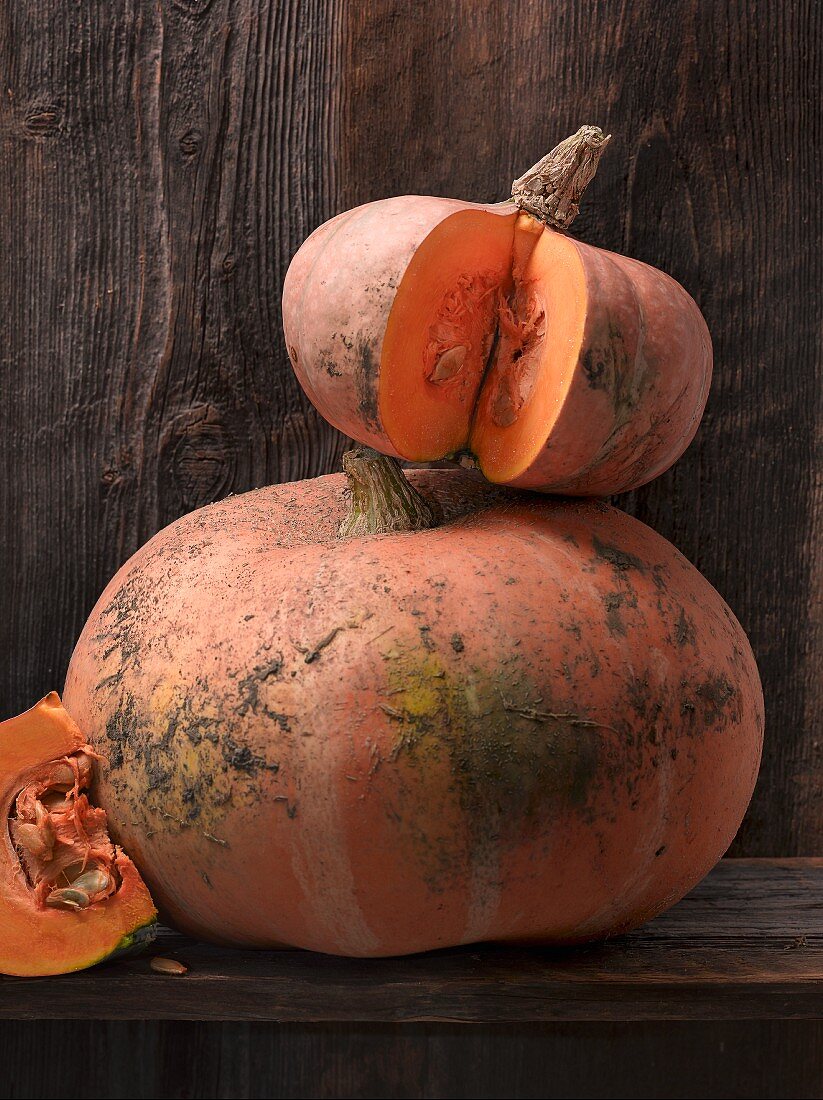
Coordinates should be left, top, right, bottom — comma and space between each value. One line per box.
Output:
0, 693, 156, 976
63, 461, 762, 957
283, 130, 712, 495
380, 206, 518, 459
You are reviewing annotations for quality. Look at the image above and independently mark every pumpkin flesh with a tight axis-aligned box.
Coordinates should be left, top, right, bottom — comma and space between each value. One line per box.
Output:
380, 206, 517, 459
0, 693, 157, 976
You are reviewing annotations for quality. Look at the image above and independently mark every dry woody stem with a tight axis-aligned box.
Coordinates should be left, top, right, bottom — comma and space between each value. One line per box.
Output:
511, 125, 611, 229
339, 448, 441, 538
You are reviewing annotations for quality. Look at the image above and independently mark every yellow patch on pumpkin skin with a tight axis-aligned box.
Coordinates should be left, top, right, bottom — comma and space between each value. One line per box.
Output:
395, 679, 443, 719
149, 678, 177, 716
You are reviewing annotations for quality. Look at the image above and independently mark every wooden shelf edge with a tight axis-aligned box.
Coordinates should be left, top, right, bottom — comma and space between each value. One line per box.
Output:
2, 858, 822, 1023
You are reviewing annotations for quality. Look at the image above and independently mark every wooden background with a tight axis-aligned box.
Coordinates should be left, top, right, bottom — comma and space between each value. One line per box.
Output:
0, 1, 820, 1096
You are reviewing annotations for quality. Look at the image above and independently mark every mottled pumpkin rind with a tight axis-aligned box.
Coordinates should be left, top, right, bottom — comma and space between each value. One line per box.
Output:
64, 469, 762, 956
0, 694, 158, 977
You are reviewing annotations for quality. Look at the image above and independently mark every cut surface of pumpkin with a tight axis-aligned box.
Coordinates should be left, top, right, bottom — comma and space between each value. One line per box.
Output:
0, 693, 156, 977
380, 207, 517, 460
381, 211, 590, 480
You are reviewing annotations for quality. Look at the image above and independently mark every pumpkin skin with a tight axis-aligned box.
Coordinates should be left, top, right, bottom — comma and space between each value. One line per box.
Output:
283, 198, 712, 495
64, 467, 762, 955
0, 694, 156, 976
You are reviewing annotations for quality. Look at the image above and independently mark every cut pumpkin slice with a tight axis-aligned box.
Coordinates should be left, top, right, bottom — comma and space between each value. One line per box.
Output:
0, 693, 156, 977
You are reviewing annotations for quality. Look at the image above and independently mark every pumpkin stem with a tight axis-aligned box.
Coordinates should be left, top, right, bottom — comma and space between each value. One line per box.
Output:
511, 125, 611, 229
339, 447, 441, 538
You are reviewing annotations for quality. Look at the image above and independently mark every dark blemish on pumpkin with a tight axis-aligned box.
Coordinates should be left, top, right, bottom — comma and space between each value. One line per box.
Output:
182, 785, 202, 821
652, 566, 668, 591
96, 671, 125, 693
221, 735, 278, 775
419, 626, 435, 651
103, 694, 141, 771
356, 340, 381, 431
603, 592, 627, 637
450, 633, 464, 653
582, 347, 610, 391
274, 795, 298, 819
675, 607, 696, 648
161, 714, 179, 747
320, 354, 342, 377
592, 535, 645, 573
236, 653, 284, 716
626, 675, 654, 720
696, 675, 736, 722
382, 658, 599, 886
655, 844, 667, 857
147, 763, 173, 792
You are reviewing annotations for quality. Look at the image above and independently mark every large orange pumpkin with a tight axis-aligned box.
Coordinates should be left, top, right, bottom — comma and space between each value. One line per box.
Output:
282, 128, 712, 495
63, 455, 762, 955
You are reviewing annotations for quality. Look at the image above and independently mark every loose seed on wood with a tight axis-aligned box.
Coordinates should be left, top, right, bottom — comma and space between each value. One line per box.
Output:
150, 956, 188, 975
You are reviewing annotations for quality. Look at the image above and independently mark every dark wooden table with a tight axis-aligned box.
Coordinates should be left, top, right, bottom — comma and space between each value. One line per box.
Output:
3, 859, 821, 1024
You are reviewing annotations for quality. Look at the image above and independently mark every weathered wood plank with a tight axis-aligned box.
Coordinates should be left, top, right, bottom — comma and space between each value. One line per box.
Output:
2, 860, 821, 1023
0, 0, 347, 720
0, 1018, 820, 1100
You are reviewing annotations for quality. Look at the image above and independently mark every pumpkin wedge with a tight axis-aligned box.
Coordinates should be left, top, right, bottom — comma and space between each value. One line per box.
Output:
0, 693, 156, 976
283, 127, 711, 495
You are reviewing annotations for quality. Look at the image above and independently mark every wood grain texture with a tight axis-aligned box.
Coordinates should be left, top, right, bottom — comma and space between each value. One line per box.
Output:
2, 860, 822, 1023
0, 0, 347, 720
2, 1019, 823, 1100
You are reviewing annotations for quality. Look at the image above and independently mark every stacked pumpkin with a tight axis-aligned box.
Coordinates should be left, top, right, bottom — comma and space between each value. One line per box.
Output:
0, 128, 763, 975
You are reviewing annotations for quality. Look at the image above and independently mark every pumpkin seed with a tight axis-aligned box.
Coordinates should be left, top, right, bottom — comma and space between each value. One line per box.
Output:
150, 956, 188, 975
429, 345, 467, 383
15, 822, 53, 859
49, 763, 77, 789
50, 752, 93, 791
70, 867, 111, 896
46, 887, 91, 910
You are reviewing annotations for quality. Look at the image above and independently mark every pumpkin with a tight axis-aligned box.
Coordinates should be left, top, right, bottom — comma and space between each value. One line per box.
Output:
0, 693, 156, 976
282, 127, 712, 496
62, 453, 762, 955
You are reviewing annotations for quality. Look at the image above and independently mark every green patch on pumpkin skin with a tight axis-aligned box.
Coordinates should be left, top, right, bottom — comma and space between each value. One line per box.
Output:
80, 917, 158, 974
378, 644, 600, 882
109, 917, 158, 959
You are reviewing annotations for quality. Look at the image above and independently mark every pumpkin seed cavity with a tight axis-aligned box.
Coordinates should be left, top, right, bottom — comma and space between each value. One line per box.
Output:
425, 267, 546, 430
424, 271, 500, 393
9, 749, 118, 912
